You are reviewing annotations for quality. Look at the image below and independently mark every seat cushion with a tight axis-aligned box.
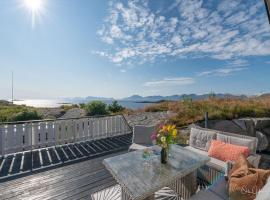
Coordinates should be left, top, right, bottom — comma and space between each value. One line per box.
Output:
189, 127, 217, 151
189, 189, 225, 200
208, 140, 250, 162
209, 176, 229, 200
189, 177, 228, 200
185, 146, 226, 172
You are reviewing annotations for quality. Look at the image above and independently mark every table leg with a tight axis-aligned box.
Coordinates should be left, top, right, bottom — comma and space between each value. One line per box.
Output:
121, 187, 131, 200
170, 171, 197, 200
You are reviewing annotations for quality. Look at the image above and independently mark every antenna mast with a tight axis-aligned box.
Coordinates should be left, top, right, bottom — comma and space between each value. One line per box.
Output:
11, 71, 14, 104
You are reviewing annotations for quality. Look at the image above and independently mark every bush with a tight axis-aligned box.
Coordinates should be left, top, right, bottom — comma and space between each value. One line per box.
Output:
79, 103, 86, 108
11, 110, 42, 122
84, 101, 108, 116
0, 103, 43, 122
108, 101, 125, 113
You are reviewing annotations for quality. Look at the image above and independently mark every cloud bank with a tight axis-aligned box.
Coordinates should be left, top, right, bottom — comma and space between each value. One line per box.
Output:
143, 77, 195, 87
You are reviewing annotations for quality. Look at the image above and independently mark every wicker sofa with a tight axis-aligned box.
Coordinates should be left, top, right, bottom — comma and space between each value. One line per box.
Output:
187, 126, 264, 200
185, 126, 261, 184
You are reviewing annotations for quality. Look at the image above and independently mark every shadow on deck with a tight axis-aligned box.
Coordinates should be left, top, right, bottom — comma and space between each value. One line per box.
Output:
0, 151, 127, 200
0, 134, 132, 182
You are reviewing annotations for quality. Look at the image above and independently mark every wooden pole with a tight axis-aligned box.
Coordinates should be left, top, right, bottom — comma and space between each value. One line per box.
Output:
205, 112, 208, 128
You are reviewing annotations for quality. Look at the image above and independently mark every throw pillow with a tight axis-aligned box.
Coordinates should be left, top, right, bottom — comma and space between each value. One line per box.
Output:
208, 140, 250, 162
229, 154, 270, 200
217, 133, 257, 154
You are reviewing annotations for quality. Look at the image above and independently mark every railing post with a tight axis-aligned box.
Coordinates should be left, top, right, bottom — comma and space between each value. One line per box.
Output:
0, 125, 3, 156
106, 117, 108, 138
31, 122, 33, 172
54, 121, 56, 147
73, 119, 76, 142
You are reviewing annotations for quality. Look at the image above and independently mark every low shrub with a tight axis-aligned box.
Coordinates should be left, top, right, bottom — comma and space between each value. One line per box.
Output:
108, 101, 125, 113
84, 101, 108, 116
11, 110, 42, 122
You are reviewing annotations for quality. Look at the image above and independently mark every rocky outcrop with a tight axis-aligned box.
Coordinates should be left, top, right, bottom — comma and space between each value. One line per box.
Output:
124, 111, 175, 126
234, 118, 270, 151
59, 108, 86, 119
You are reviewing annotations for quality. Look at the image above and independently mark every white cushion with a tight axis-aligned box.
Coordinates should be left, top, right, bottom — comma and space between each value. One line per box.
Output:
256, 177, 270, 200
185, 146, 261, 172
185, 146, 226, 172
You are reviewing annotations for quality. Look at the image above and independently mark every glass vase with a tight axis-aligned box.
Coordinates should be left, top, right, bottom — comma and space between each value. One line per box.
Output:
161, 147, 168, 164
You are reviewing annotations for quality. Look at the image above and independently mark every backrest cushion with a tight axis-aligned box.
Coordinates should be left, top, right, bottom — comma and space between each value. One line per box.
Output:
208, 140, 250, 162
189, 127, 217, 151
217, 132, 257, 154
133, 125, 156, 145
229, 154, 270, 200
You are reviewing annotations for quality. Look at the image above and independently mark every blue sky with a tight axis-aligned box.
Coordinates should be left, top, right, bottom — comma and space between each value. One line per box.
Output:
0, 0, 270, 99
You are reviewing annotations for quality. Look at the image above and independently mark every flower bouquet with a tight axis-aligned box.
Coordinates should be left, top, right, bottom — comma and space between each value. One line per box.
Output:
151, 124, 178, 164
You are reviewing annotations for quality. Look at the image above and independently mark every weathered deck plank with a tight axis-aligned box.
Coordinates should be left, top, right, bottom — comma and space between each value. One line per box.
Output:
0, 151, 126, 200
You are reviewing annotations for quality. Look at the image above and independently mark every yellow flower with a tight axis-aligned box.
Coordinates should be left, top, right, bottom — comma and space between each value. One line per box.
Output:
172, 129, 177, 138
167, 125, 175, 133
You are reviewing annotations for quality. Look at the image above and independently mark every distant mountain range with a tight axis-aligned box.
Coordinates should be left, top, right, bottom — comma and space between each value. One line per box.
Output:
121, 94, 248, 102
63, 96, 114, 103
63, 93, 254, 103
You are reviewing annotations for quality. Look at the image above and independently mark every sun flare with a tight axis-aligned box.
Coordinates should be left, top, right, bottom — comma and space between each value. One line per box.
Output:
24, 0, 43, 12
23, 0, 45, 28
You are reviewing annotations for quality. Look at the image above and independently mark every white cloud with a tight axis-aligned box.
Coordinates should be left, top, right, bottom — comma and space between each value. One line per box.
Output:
198, 67, 247, 77
228, 59, 248, 67
97, 0, 270, 65
143, 77, 195, 87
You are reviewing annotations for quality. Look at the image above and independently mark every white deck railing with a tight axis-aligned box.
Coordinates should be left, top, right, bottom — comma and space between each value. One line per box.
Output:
0, 115, 132, 156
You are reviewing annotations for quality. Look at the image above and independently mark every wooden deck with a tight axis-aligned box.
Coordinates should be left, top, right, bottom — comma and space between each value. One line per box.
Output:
0, 134, 132, 181
0, 151, 126, 200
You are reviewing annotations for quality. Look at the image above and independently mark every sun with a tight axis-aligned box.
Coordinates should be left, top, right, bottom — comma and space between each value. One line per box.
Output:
23, 0, 45, 28
24, 0, 43, 12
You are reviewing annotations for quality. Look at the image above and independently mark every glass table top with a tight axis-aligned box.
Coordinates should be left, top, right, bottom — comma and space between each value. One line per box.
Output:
103, 145, 210, 200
